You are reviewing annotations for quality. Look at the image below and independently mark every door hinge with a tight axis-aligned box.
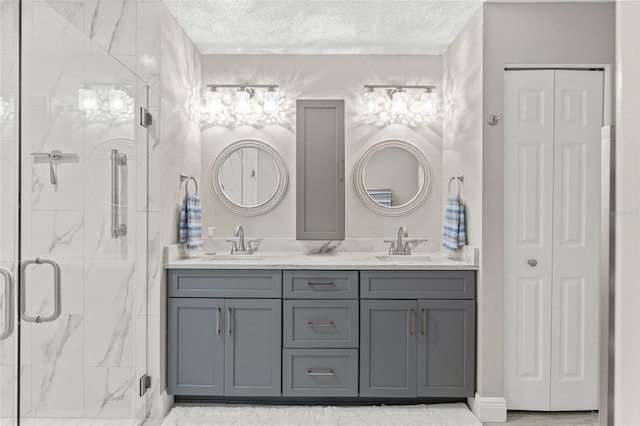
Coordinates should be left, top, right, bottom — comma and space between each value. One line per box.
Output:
140, 108, 153, 128
139, 374, 151, 397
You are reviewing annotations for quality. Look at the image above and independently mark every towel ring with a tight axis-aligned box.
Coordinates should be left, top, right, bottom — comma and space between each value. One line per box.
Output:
180, 173, 198, 194
448, 175, 464, 197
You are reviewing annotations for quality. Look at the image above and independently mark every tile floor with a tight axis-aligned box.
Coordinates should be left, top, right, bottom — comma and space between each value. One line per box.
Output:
485, 411, 598, 426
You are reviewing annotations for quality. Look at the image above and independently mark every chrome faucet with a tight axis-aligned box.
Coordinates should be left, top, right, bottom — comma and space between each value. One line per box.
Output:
385, 226, 412, 255
234, 225, 246, 253
226, 225, 259, 254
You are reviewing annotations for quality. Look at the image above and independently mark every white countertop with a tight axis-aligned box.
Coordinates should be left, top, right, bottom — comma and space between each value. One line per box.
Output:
164, 240, 478, 271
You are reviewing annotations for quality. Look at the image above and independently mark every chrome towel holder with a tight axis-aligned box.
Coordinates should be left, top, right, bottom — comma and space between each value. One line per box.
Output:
448, 175, 464, 196
180, 172, 198, 194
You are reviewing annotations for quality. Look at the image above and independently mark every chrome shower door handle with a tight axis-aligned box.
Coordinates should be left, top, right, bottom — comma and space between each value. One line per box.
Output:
0, 267, 14, 341
20, 258, 62, 324
111, 149, 127, 239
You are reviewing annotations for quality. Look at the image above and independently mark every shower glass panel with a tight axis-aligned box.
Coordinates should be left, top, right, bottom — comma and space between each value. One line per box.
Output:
0, 0, 150, 423
0, 0, 19, 424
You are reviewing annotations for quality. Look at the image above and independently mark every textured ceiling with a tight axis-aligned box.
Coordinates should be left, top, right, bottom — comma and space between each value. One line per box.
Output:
163, 1, 485, 55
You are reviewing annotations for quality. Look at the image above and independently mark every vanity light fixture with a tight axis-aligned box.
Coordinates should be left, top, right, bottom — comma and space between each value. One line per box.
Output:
235, 88, 252, 113
391, 89, 408, 113
206, 88, 224, 114
263, 87, 279, 114
421, 88, 437, 115
205, 84, 280, 115
363, 84, 437, 115
364, 87, 379, 114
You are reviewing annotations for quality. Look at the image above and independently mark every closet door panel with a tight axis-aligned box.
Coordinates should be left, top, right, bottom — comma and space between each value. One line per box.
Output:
550, 70, 603, 411
504, 70, 555, 410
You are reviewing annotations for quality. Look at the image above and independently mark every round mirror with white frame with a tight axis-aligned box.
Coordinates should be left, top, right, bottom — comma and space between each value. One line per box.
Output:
354, 139, 431, 216
212, 139, 288, 215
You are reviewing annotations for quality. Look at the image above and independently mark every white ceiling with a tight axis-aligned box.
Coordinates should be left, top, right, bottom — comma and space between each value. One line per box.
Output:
163, 0, 612, 55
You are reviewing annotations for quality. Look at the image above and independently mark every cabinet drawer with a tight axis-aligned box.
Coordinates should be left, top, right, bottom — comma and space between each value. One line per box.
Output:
284, 300, 358, 348
283, 271, 358, 299
360, 270, 475, 299
283, 349, 358, 397
169, 270, 282, 298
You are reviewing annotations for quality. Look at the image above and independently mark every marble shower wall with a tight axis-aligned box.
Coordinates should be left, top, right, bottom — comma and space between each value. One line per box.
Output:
11, 0, 162, 420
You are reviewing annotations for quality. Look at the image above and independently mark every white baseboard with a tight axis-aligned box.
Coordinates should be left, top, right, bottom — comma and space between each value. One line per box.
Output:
468, 392, 507, 423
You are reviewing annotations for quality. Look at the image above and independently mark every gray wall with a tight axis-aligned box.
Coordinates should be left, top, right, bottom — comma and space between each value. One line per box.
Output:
442, 6, 484, 394
615, 1, 640, 424
481, 2, 615, 399
156, 4, 202, 410
200, 54, 443, 240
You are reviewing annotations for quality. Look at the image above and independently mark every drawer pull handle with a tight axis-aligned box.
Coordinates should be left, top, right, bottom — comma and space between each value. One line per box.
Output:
227, 308, 232, 335
307, 370, 335, 376
216, 307, 221, 335
308, 282, 335, 287
421, 308, 426, 336
307, 322, 335, 327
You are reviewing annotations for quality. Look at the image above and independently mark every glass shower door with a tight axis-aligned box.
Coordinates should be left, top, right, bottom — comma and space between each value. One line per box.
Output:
18, 0, 148, 423
0, 0, 19, 424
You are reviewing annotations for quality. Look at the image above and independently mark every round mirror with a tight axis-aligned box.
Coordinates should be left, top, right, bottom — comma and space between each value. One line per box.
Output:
212, 139, 288, 215
354, 139, 431, 216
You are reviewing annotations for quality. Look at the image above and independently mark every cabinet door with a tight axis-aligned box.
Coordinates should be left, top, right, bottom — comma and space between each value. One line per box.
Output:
296, 99, 345, 240
168, 298, 225, 396
417, 300, 475, 397
360, 300, 417, 397
224, 299, 282, 396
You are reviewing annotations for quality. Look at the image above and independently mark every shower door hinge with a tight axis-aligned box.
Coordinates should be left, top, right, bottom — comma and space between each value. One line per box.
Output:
139, 374, 151, 397
140, 108, 153, 128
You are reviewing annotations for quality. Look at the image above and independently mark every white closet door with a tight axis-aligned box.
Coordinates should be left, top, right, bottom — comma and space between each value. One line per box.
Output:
550, 70, 602, 410
504, 70, 555, 410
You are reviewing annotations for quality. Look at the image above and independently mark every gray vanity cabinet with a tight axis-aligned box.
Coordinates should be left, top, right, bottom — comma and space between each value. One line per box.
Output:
360, 300, 418, 398
296, 100, 345, 240
168, 298, 225, 396
360, 271, 476, 398
225, 299, 282, 396
167, 270, 282, 397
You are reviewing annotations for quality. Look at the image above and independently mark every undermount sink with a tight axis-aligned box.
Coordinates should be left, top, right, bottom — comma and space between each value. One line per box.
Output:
205, 254, 265, 261
376, 255, 431, 262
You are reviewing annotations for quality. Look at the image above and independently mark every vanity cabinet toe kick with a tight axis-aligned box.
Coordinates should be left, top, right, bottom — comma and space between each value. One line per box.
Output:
167, 269, 476, 401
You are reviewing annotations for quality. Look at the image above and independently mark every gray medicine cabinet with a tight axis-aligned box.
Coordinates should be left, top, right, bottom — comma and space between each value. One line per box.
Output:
296, 99, 345, 240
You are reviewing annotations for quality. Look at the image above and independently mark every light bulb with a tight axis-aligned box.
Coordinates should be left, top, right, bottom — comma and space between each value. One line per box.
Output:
364, 89, 379, 114
392, 90, 408, 114
264, 88, 279, 114
421, 90, 436, 115
109, 89, 130, 114
235, 89, 251, 114
206, 89, 223, 114
78, 89, 99, 111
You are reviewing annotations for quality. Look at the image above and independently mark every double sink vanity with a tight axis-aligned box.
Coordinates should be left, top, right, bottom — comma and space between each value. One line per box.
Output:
165, 233, 478, 402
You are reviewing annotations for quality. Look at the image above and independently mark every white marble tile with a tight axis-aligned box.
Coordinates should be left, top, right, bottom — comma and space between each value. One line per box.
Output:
83, 367, 135, 418
31, 314, 84, 418
145, 212, 160, 316
0, 0, 19, 56
19, 364, 33, 417
134, 212, 147, 316
30, 158, 84, 213
135, 2, 160, 87
27, 211, 84, 262
28, 2, 88, 55
133, 315, 147, 419
146, 106, 160, 213
87, 0, 137, 58
83, 263, 134, 367
0, 365, 16, 417
21, 107, 85, 156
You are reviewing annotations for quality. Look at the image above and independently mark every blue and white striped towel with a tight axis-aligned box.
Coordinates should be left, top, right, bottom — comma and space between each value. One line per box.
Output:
179, 192, 203, 251
442, 195, 466, 252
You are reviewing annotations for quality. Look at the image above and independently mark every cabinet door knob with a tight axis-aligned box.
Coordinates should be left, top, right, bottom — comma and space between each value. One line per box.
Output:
527, 259, 538, 267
